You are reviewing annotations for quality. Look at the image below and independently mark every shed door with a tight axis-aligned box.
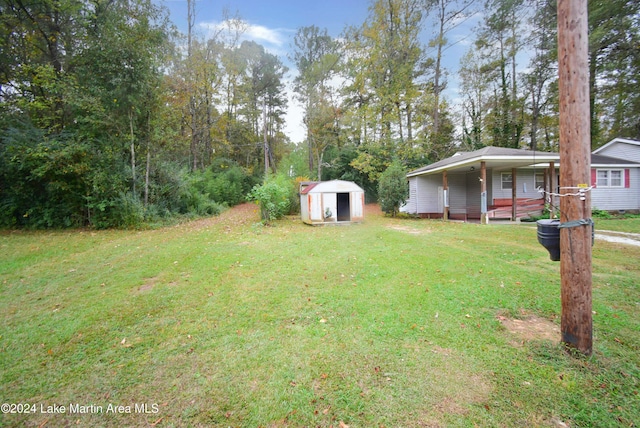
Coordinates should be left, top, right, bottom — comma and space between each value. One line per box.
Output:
337, 193, 350, 221
309, 193, 323, 221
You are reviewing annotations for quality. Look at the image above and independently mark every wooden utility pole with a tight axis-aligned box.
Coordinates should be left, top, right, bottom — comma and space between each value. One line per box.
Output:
557, 0, 592, 355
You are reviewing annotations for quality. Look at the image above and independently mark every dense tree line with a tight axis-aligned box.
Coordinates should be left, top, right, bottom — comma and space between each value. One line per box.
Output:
1, 0, 638, 227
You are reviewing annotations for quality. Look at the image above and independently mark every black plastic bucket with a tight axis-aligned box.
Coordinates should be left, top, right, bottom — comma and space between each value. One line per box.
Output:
537, 219, 561, 261
537, 219, 595, 261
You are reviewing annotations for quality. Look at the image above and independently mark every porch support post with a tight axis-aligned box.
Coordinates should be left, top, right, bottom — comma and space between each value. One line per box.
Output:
480, 161, 488, 224
442, 170, 449, 220
511, 167, 517, 221
549, 161, 556, 218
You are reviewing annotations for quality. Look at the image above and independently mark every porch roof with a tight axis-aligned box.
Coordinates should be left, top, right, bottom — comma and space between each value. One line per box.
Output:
407, 147, 560, 178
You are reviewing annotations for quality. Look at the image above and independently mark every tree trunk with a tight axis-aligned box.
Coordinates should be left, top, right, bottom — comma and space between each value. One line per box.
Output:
129, 110, 136, 195
145, 146, 150, 207
263, 100, 269, 178
144, 110, 151, 207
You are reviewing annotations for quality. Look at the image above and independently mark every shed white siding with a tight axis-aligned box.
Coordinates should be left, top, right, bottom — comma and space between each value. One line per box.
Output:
308, 193, 323, 221
352, 193, 364, 219
322, 192, 337, 219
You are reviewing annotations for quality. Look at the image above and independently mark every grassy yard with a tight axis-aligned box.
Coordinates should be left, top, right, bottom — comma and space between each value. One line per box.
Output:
595, 216, 640, 234
1, 205, 638, 427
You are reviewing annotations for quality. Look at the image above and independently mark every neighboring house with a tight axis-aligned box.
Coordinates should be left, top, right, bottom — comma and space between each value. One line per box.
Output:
299, 180, 365, 225
591, 138, 640, 211
404, 139, 640, 221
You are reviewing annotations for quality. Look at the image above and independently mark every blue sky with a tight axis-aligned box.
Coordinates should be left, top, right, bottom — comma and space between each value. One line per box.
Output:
159, 0, 371, 41
155, 0, 480, 142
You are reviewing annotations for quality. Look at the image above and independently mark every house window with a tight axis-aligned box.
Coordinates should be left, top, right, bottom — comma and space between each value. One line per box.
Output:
501, 173, 513, 190
535, 173, 545, 190
597, 169, 623, 188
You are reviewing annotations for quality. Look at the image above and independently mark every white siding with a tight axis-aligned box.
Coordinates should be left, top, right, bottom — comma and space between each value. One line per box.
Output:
597, 142, 640, 163
309, 193, 323, 221
322, 193, 337, 220
592, 168, 640, 210
491, 169, 546, 201
416, 175, 442, 213
465, 171, 482, 218
300, 194, 310, 222
406, 178, 418, 214
448, 174, 467, 215
351, 192, 365, 219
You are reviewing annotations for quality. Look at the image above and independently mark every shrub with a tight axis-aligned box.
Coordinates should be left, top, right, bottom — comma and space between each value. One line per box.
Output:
592, 208, 613, 219
378, 161, 409, 217
248, 175, 292, 222
110, 192, 145, 228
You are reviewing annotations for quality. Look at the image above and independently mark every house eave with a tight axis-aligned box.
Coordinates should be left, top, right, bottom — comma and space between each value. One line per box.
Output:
406, 154, 561, 178
592, 163, 640, 168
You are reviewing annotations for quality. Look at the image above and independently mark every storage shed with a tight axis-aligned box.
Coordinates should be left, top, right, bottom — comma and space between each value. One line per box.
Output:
299, 180, 365, 225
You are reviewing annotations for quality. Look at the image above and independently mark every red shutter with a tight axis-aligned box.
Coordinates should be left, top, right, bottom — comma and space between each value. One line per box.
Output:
591, 169, 597, 187
625, 169, 630, 188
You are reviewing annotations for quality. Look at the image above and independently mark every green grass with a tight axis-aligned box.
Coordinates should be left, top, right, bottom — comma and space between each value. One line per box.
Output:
595, 216, 640, 233
1, 207, 639, 427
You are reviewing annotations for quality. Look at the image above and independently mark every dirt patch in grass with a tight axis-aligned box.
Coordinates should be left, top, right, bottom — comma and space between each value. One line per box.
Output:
497, 314, 560, 346
422, 353, 493, 425
179, 202, 260, 232
137, 276, 158, 293
433, 373, 491, 415
365, 203, 383, 216
388, 224, 428, 235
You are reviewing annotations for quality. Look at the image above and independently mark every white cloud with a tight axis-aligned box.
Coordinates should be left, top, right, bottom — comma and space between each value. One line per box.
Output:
245, 23, 285, 46
197, 18, 303, 141
198, 19, 292, 53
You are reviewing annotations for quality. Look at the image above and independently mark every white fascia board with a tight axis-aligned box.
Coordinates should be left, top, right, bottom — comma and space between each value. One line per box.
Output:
592, 163, 640, 168
406, 154, 560, 178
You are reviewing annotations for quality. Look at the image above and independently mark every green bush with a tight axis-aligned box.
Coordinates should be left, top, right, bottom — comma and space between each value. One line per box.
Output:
592, 208, 613, 219
248, 174, 292, 222
112, 192, 146, 228
378, 161, 408, 217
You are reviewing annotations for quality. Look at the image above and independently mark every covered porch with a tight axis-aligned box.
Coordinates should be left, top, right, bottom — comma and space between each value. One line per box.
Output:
405, 147, 561, 223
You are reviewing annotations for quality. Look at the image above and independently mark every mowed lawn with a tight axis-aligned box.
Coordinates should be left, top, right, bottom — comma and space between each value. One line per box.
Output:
1, 205, 638, 427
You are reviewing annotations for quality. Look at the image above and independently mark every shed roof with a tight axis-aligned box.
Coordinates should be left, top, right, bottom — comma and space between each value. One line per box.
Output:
300, 180, 364, 194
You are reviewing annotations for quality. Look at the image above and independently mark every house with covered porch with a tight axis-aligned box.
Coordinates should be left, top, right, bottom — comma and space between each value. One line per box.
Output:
404, 140, 640, 222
